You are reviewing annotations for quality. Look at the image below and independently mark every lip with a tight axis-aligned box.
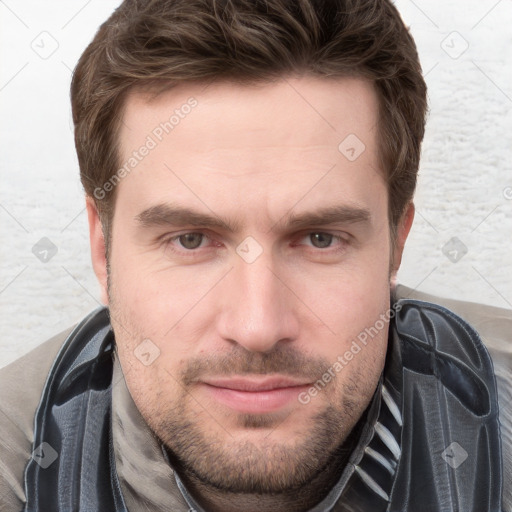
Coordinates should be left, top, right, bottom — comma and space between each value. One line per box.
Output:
200, 376, 312, 414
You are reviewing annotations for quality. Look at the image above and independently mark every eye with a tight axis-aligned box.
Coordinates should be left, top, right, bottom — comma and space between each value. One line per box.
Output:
174, 232, 207, 250
161, 231, 222, 262
298, 232, 348, 250
308, 232, 334, 249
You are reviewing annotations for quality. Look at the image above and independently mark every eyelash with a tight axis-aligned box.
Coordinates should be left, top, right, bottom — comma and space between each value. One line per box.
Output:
161, 231, 350, 256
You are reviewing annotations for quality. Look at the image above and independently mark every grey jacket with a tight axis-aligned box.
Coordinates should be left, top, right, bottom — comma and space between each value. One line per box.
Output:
1, 285, 511, 511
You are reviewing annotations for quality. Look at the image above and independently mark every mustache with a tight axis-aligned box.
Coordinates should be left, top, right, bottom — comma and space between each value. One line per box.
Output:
181, 344, 332, 385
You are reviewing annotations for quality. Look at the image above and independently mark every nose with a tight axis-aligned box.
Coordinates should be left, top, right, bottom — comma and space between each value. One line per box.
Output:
216, 255, 299, 353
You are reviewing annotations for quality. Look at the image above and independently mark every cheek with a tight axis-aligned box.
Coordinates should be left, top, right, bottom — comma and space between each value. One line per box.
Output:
289, 246, 392, 371
298, 253, 391, 331
109, 256, 216, 373
109, 248, 175, 332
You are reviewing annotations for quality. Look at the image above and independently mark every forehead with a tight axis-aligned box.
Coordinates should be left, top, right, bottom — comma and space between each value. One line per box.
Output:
121, 76, 379, 152
115, 77, 385, 227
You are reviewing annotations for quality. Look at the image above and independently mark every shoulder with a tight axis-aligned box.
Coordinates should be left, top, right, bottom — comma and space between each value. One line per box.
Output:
395, 284, 512, 510
0, 326, 74, 509
394, 284, 512, 351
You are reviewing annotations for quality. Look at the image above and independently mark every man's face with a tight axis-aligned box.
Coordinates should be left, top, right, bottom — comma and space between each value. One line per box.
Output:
93, 77, 404, 493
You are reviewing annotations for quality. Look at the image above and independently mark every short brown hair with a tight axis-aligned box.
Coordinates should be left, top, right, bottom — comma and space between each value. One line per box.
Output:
71, 0, 427, 251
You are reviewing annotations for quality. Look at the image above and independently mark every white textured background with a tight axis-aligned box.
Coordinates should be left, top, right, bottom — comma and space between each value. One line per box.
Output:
1, 0, 511, 368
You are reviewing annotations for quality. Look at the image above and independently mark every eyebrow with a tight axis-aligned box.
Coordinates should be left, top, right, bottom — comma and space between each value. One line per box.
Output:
135, 203, 241, 232
273, 204, 371, 233
135, 203, 371, 233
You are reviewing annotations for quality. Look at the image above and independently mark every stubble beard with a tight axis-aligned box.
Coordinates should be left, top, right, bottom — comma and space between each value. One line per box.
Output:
107, 275, 377, 497
151, 377, 363, 495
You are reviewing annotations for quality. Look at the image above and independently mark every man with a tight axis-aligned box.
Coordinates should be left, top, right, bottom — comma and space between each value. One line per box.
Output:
1, 0, 510, 511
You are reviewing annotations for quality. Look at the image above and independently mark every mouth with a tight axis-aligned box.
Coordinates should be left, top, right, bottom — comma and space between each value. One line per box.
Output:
200, 376, 312, 414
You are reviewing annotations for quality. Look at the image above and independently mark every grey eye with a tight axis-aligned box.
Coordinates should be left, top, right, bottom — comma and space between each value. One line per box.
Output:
178, 233, 204, 249
310, 233, 333, 248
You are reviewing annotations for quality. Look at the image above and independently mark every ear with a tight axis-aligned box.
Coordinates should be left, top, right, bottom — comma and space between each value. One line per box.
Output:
86, 196, 109, 305
391, 202, 415, 278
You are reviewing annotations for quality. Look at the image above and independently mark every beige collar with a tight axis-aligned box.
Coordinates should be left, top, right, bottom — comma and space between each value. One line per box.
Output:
111, 354, 193, 511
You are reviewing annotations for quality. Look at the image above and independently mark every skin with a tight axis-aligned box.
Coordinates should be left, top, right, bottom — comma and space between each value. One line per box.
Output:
87, 76, 414, 512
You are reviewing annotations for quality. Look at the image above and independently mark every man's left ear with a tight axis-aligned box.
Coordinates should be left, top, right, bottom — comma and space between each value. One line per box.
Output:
391, 202, 415, 276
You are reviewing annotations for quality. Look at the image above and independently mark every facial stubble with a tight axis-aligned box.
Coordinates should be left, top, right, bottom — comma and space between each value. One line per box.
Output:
108, 275, 380, 496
